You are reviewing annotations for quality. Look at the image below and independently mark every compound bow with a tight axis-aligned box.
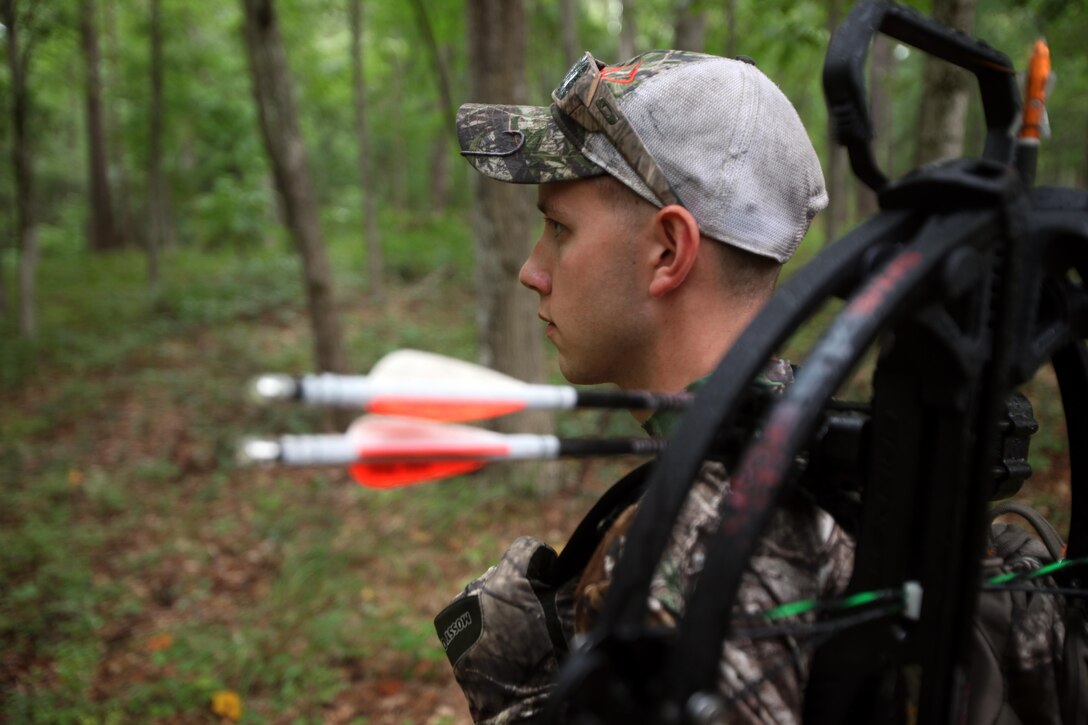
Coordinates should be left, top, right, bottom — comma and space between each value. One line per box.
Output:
546, 2, 1088, 722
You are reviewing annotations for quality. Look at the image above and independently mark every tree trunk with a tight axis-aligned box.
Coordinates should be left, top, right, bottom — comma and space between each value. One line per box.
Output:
408, 0, 455, 128
4, 0, 38, 336
673, 0, 707, 52
724, 0, 738, 58
408, 0, 455, 213
466, 0, 553, 464
561, 0, 579, 64
618, 0, 637, 61
80, 0, 119, 252
389, 53, 409, 208
915, 0, 976, 166
147, 0, 165, 289
349, 0, 384, 300
823, 0, 849, 245
102, 0, 132, 248
241, 0, 348, 377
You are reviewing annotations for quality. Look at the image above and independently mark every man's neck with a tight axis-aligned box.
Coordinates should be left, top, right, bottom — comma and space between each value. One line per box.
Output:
621, 295, 763, 421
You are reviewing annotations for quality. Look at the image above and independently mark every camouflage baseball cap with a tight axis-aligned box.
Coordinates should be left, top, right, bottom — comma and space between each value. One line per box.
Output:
457, 49, 828, 263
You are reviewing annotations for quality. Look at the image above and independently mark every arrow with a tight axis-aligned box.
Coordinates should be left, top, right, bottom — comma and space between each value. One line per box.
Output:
1016, 38, 1051, 186
239, 415, 666, 488
250, 349, 692, 422
1018, 38, 1051, 142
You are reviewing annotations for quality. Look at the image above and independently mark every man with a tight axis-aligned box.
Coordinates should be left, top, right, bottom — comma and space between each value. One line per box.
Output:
435, 50, 855, 723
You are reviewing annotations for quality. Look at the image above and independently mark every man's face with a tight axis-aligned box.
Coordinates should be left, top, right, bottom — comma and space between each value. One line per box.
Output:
519, 178, 655, 388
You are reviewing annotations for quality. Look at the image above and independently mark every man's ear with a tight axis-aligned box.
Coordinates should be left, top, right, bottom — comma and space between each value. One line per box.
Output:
648, 205, 702, 298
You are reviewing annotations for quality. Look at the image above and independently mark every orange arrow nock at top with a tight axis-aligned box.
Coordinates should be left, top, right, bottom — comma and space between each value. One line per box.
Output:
1019, 38, 1051, 142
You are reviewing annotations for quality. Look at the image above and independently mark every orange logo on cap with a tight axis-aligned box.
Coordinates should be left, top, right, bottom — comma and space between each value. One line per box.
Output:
601, 60, 642, 84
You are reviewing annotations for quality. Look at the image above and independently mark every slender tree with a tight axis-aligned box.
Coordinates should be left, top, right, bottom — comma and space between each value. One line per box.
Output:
466, 0, 553, 453
673, 0, 707, 52
147, 0, 165, 289
916, 0, 977, 165
349, 0, 384, 299
561, 0, 579, 64
4, 0, 39, 336
408, 0, 455, 128
407, 0, 455, 211
389, 52, 409, 208
618, 0, 637, 60
724, 0, 738, 58
102, 0, 132, 246
241, 0, 348, 377
80, 0, 119, 252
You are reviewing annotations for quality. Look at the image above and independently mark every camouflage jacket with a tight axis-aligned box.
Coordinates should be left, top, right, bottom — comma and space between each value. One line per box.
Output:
574, 359, 855, 723
968, 519, 1085, 724
440, 360, 855, 723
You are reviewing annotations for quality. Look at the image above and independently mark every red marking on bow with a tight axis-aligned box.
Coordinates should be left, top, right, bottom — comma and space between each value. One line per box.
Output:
849, 251, 923, 317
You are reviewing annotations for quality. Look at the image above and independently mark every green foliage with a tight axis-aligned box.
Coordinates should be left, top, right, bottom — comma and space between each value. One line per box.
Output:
2, 0, 1083, 262
189, 175, 277, 249
0, 247, 300, 389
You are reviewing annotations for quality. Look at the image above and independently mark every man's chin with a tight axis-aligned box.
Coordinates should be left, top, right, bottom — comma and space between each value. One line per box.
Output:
557, 358, 606, 387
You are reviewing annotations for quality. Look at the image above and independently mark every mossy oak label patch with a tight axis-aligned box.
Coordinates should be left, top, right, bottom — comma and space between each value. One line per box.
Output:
434, 596, 483, 666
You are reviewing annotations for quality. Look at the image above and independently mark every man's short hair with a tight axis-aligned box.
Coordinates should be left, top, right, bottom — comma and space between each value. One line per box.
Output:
596, 174, 781, 300
707, 238, 782, 301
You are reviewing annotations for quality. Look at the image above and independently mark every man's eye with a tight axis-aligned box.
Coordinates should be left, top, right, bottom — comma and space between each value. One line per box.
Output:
548, 220, 565, 240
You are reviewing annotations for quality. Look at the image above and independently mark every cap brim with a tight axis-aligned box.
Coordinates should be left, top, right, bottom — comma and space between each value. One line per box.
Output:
456, 103, 604, 184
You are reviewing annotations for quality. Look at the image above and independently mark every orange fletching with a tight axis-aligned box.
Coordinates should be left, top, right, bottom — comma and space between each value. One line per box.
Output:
368, 397, 527, 422
350, 460, 488, 488
345, 416, 512, 487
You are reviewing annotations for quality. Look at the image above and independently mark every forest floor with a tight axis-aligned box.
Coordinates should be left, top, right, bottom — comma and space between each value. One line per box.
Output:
0, 253, 641, 724
1, 248, 1072, 724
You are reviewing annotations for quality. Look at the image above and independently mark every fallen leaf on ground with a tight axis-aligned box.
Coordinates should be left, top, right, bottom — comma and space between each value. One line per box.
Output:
146, 633, 174, 652
211, 690, 243, 721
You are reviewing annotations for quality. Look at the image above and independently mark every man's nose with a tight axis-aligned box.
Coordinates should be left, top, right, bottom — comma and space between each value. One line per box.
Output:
519, 244, 551, 295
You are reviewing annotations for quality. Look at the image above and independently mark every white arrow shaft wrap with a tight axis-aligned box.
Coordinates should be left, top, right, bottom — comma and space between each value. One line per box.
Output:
275, 432, 561, 465
298, 374, 577, 409
498, 434, 562, 460
279, 434, 359, 465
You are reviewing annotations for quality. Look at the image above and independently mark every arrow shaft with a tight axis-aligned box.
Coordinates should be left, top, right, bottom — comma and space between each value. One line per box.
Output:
256, 433, 662, 466
574, 388, 692, 411
262, 374, 693, 414
298, 375, 576, 408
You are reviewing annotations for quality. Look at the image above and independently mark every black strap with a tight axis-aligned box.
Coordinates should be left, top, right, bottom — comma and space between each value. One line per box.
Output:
547, 462, 653, 586
530, 546, 572, 659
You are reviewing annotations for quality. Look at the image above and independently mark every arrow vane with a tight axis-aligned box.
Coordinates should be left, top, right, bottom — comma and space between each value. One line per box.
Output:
240, 415, 665, 488
250, 349, 692, 422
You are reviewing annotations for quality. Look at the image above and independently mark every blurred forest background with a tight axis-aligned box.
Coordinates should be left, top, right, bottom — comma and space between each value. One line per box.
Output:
1, 0, 1084, 722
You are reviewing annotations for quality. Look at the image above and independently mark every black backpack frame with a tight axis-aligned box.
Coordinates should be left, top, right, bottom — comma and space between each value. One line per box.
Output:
545, 2, 1088, 722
